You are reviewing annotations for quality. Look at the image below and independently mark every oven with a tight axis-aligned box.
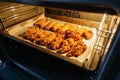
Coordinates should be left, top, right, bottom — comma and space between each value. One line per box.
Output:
0, 0, 120, 80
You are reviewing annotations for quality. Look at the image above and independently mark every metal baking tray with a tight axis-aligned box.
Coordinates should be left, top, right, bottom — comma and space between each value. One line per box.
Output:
5, 14, 97, 70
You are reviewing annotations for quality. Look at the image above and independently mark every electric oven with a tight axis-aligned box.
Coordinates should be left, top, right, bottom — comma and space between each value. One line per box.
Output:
0, 0, 120, 80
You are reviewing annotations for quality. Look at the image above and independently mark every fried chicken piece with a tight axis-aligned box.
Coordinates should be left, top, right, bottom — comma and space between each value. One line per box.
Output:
57, 23, 71, 34
51, 23, 62, 32
66, 40, 87, 57
62, 38, 75, 46
39, 32, 56, 46
22, 27, 42, 40
34, 18, 46, 26
66, 47, 77, 57
35, 18, 47, 25
76, 28, 85, 35
82, 30, 93, 40
57, 38, 76, 53
73, 41, 87, 57
22, 27, 57, 46
40, 20, 51, 29
34, 18, 51, 28
66, 30, 82, 41
77, 40, 87, 51
44, 22, 56, 30
58, 46, 71, 53
73, 45, 85, 57
50, 35, 63, 50
33, 31, 46, 43
66, 25, 78, 32
76, 28, 93, 40
30, 28, 44, 42
66, 38, 77, 47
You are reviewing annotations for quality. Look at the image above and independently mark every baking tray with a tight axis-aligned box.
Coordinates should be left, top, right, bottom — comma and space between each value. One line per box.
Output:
5, 14, 97, 70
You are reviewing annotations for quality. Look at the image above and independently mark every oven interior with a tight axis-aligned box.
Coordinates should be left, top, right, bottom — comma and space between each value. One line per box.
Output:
0, 1, 119, 80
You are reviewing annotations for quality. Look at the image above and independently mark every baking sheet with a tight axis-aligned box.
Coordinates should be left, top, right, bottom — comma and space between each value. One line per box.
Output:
6, 14, 97, 69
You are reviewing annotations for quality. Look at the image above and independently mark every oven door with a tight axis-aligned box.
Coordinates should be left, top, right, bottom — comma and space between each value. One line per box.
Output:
0, 46, 35, 80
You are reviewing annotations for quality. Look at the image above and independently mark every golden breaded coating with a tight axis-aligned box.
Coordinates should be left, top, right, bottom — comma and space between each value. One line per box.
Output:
66, 30, 82, 41
44, 22, 56, 30
82, 30, 93, 40
50, 34, 63, 50
57, 23, 71, 34
57, 45, 71, 53
72, 45, 84, 57
66, 25, 77, 32
57, 38, 76, 54
22, 27, 56, 46
51, 23, 62, 32
77, 28, 93, 40
34, 18, 51, 28
39, 32, 56, 46
22, 27, 43, 40
66, 40, 87, 57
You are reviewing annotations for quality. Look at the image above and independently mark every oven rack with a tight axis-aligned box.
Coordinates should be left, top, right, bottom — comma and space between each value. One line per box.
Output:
89, 14, 119, 70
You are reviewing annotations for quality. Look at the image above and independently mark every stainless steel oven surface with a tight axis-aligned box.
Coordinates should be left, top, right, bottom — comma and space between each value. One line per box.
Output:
0, 0, 120, 80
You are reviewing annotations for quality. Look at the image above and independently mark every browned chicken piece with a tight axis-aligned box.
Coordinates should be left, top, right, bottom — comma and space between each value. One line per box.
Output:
66, 25, 78, 32
82, 30, 93, 40
50, 34, 63, 50
57, 23, 71, 34
73, 41, 87, 57
66, 40, 87, 57
22, 27, 42, 40
66, 47, 77, 57
34, 18, 51, 29
22, 27, 52, 44
62, 38, 75, 46
35, 18, 47, 25
57, 46, 71, 53
57, 38, 76, 53
66, 30, 82, 41
44, 22, 56, 30
77, 40, 87, 51
34, 18, 46, 26
72, 45, 85, 57
40, 20, 51, 29
76, 28, 85, 35
51, 23, 62, 32
39, 32, 56, 46
66, 38, 77, 47
76, 28, 93, 40
22, 27, 66, 47
31, 28, 43, 40
54, 33, 65, 39
33, 32, 46, 43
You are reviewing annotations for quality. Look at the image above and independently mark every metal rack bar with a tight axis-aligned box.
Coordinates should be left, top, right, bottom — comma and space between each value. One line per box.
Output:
90, 14, 119, 70
89, 13, 107, 69
95, 13, 107, 56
